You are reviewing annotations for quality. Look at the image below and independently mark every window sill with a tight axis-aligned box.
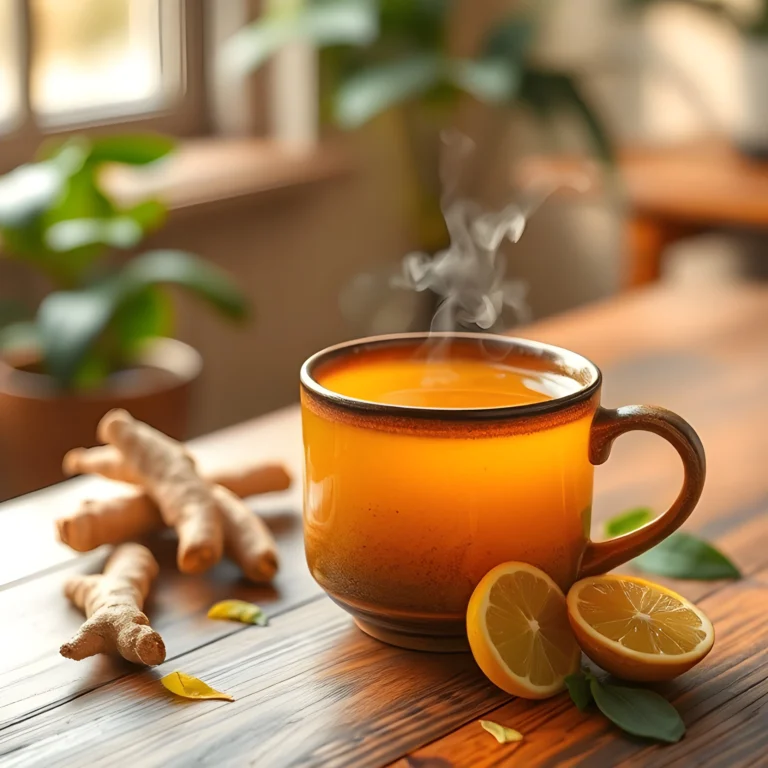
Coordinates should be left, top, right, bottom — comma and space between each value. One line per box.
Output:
106, 138, 353, 218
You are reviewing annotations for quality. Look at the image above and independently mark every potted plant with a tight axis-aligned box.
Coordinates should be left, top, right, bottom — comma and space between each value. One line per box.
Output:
627, 0, 768, 156
0, 134, 248, 499
225, 0, 613, 252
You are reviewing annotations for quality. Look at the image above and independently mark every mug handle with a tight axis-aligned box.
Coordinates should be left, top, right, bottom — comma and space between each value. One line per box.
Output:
578, 405, 706, 579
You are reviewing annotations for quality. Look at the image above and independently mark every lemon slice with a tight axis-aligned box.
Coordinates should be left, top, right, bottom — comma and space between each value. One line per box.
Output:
467, 562, 581, 699
567, 574, 715, 681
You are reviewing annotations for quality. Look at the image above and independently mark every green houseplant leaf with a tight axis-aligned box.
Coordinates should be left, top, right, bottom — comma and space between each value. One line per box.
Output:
87, 134, 176, 165
589, 677, 685, 743
519, 68, 614, 163
224, 0, 377, 74
38, 250, 247, 387
45, 217, 144, 252
604, 509, 741, 580
335, 55, 443, 128
448, 58, 521, 104
0, 162, 67, 229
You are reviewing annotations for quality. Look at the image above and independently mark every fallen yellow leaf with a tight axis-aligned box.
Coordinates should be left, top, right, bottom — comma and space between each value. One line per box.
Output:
479, 720, 523, 744
161, 671, 234, 702
207, 600, 268, 626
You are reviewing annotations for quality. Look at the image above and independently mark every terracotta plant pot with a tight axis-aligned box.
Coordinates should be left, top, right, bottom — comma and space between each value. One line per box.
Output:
0, 338, 202, 501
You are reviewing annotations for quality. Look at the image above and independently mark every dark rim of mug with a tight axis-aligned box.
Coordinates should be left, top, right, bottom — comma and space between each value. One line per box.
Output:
300, 332, 601, 422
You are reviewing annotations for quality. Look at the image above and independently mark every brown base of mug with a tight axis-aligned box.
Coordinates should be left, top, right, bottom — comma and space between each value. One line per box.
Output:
353, 618, 470, 653
326, 594, 470, 653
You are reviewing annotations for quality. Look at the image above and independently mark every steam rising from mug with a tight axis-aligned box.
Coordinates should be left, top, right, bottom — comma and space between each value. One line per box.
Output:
392, 131, 531, 332
340, 130, 589, 334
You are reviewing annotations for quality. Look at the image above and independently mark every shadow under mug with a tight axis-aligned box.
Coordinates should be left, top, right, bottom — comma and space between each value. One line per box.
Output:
300, 333, 706, 652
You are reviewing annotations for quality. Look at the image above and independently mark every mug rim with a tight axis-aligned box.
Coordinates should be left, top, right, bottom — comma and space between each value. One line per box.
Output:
300, 332, 602, 422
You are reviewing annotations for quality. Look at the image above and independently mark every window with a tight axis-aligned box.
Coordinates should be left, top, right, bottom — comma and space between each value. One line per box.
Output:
0, 0, 206, 171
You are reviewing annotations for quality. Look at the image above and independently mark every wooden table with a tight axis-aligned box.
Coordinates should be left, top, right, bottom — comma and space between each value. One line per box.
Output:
2, 282, 767, 767
521, 139, 768, 288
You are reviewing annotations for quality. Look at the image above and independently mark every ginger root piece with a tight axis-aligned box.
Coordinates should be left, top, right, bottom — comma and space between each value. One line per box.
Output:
213, 485, 279, 583
97, 409, 222, 575
64, 444, 292, 500
63, 445, 142, 485
209, 463, 291, 500
60, 543, 165, 665
56, 461, 291, 554
56, 493, 163, 552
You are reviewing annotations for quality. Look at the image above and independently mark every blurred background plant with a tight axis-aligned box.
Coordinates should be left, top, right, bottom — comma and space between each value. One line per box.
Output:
225, 0, 614, 250
0, 134, 248, 391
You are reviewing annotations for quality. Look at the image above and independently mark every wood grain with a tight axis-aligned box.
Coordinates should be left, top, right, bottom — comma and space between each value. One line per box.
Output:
1, 283, 768, 767
396, 570, 768, 768
0, 507, 320, 729
0, 598, 509, 768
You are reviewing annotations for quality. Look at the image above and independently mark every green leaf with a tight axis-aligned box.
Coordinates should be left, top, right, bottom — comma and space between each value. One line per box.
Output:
44, 217, 143, 252
335, 55, 443, 128
38, 250, 246, 388
121, 250, 248, 320
38, 284, 119, 386
635, 533, 742, 580
479, 720, 523, 744
604, 508, 741, 580
379, 0, 453, 48
88, 134, 175, 165
519, 69, 614, 163
448, 58, 520, 104
565, 672, 593, 712
604, 508, 653, 538
111, 285, 174, 355
0, 162, 66, 228
589, 678, 685, 743
482, 17, 535, 62
124, 199, 167, 233
224, 0, 377, 74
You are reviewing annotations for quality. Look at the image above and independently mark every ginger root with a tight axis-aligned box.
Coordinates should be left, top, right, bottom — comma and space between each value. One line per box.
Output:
60, 543, 165, 665
97, 410, 222, 575
56, 493, 163, 552
56, 461, 290, 555
63, 445, 142, 485
63, 444, 291, 500
213, 485, 279, 583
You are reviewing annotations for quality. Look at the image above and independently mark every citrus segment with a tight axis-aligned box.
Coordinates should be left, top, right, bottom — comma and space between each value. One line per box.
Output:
567, 574, 714, 681
467, 562, 581, 699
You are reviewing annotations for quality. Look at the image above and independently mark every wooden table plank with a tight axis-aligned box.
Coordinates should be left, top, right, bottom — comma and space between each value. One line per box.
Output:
0, 508, 321, 729
1, 283, 767, 767
0, 598, 509, 768
395, 569, 768, 768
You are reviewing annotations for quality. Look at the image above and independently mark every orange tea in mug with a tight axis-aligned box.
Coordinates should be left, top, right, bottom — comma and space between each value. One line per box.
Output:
301, 333, 704, 651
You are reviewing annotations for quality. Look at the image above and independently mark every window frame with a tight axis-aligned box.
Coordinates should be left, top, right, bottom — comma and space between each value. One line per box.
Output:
0, 0, 209, 173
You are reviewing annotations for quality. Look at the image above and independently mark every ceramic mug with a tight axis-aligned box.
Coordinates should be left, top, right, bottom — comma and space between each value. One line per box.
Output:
300, 333, 705, 652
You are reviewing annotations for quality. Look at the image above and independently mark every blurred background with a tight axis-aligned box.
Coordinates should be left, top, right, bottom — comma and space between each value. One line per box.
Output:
1, 0, 767, 499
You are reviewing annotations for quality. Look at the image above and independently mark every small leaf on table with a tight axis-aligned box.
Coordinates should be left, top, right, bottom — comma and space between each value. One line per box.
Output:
589, 678, 685, 743
604, 508, 653, 537
479, 720, 523, 744
635, 534, 741, 580
160, 671, 234, 702
604, 509, 741, 580
565, 671, 593, 711
208, 600, 268, 626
